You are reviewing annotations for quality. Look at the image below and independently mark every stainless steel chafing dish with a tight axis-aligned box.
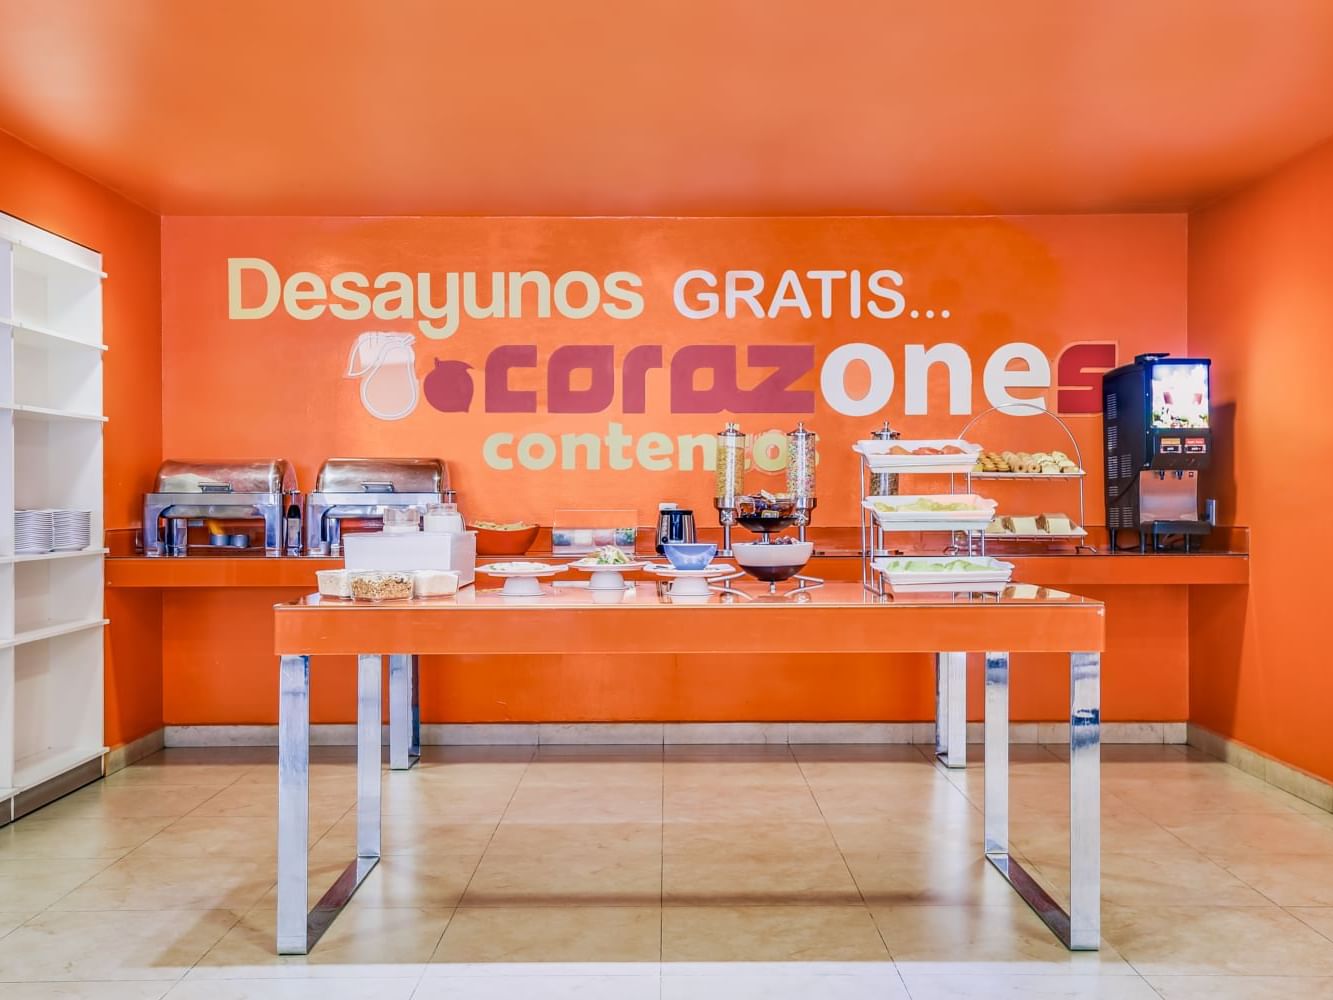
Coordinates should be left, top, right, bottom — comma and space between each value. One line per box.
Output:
306, 457, 449, 556
144, 459, 298, 557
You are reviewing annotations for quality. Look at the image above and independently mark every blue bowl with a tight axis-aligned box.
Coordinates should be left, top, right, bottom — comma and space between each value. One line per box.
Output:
663, 542, 717, 570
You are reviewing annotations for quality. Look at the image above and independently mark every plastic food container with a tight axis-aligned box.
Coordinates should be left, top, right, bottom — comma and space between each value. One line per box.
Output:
381, 507, 421, 534
348, 570, 414, 601
316, 569, 352, 599
412, 569, 460, 597
423, 502, 465, 534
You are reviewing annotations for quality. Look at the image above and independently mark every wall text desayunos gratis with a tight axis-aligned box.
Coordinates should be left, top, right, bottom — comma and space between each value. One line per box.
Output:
227, 260, 1109, 472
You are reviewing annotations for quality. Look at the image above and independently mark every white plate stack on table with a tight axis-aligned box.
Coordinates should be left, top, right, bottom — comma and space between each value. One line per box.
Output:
477, 561, 568, 597
872, 555, 1015, 594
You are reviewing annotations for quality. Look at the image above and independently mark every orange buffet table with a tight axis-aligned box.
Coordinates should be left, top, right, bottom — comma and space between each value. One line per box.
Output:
272, 581, 1105, 955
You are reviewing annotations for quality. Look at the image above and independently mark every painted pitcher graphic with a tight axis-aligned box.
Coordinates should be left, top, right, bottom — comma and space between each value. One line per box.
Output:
346, 332, 419, 421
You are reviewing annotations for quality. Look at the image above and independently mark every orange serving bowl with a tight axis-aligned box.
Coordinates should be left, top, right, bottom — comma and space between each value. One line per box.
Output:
473, 523, 540, 556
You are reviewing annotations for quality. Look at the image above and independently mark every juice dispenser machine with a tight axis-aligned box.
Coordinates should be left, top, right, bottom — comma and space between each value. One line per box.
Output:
1102, 353, 1215, 551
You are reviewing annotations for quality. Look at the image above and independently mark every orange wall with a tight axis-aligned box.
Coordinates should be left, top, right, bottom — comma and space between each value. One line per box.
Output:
1188, 136, 1333, 782
0, 130, 163, 746
160, 215, 1187, 524
158, 214, 1192, 726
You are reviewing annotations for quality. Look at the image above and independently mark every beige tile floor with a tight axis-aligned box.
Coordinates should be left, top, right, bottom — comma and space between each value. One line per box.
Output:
2, 743, 1333, 998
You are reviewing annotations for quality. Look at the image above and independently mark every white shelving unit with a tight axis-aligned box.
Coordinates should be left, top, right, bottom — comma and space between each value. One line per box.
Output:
0, 212, 108, 823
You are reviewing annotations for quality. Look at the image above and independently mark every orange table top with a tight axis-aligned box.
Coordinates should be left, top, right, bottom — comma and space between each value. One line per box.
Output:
274, 582, 1105, 657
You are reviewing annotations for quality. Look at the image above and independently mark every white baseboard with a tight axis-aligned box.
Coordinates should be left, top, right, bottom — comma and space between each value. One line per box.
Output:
1187, 723, 1333, 813
164, 721, 1188, 748
105, 728, 165, 775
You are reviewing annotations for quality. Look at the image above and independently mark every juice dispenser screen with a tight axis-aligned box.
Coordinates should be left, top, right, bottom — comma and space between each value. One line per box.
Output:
1151, 363, 1209, 429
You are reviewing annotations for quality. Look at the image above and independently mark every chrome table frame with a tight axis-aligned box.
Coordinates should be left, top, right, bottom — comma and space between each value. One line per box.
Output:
387, 649, 963, 770
983, 650, 1101, 951
934, 651, 968, 768
277, 642, 1101, 955
277, 652, 382, 955
387, 654, 420, 770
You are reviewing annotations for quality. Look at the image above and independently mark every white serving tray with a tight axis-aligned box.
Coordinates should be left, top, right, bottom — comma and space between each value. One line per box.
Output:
863, 494, 997, 533
853, 439, 981, 474
872, 555, 1014, 594
984, 525, 1088, 540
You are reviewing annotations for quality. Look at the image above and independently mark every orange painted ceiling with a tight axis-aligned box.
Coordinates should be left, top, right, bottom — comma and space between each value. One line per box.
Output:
2, 0, 1333, 216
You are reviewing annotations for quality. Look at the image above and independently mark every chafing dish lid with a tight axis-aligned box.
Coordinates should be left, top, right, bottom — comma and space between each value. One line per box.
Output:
315, 458, 447, 494
154, 459, 296, 495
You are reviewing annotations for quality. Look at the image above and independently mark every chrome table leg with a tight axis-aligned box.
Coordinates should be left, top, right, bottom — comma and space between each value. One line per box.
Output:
983, 652, 1009, 855
275, 652, 382, 955
935, 651, 967, 768
1068, 651, 1102, 949
982, 649, 1102, 951
276, 654, 310, 955
389, 653, 421, 770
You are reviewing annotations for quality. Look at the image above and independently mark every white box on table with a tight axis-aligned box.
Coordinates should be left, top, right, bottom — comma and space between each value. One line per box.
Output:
342, 531, 476, 587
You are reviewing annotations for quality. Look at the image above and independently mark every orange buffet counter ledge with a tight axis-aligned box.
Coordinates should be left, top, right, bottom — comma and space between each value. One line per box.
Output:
102, 526, 1247, 726
105, 525, 1249, 589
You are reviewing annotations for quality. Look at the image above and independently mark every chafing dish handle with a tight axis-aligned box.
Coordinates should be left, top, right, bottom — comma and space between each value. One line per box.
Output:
360, 482, 396, 493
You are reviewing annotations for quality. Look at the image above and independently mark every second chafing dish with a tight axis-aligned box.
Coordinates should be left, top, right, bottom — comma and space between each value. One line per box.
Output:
306, 457, 449, 556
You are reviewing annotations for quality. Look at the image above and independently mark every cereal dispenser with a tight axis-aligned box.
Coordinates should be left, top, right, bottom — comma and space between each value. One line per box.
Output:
712, 422, 747, 556
786, 421, 817, 542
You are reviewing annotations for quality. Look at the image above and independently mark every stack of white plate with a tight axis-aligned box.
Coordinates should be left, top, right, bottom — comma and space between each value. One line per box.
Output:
15, 509, 55, 554
53, 509, 92, 552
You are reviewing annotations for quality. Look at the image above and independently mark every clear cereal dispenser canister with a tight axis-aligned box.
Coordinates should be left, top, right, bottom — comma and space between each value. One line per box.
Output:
786, 422, 817, 541
713, 422, 747, 555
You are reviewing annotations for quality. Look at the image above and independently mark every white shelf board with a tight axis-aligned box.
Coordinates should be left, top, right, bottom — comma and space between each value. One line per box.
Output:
1, 315, 107, 351
0, 402, 108, 423
7, 236, 106, 278
1, 547, 108, 565
3, 617, 108, 650
12, 746, 107, 793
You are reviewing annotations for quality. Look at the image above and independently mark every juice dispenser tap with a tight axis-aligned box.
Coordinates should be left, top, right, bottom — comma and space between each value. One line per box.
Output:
713, 422, 746, 556
787, 422, 817, 542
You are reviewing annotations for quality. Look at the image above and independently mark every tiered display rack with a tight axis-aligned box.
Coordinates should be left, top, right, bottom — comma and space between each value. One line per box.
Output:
857, 443, 989, 596
960, 403, 1094, 551
0, 212, 108, 825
